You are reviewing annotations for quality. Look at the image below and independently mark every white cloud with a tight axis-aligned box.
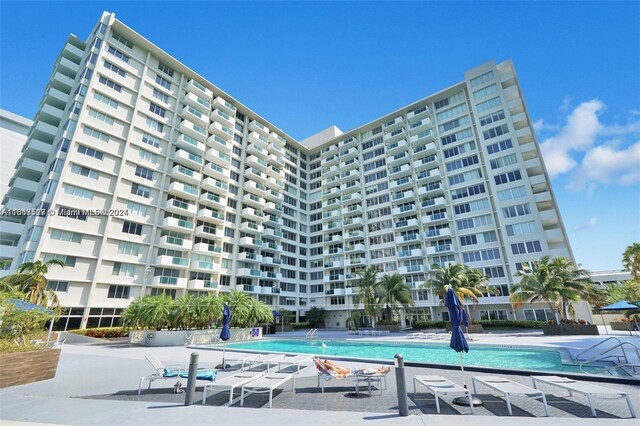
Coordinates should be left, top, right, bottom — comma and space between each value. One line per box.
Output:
572, 217, 597, 231
538, 99, 640, 192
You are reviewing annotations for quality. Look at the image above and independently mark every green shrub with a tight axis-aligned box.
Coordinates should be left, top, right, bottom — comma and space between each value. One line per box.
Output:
70, 327, 128, 338
376, 320, 399, 326
474, 320, 545, 329
411, 320, 446, 329
292, 322, 310, 330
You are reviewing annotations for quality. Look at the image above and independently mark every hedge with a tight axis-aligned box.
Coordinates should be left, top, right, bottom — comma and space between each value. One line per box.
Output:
376, 320, 399, 326
292, 322, 311, 330
69, 327, 128, 338
411, 321, 447, 329
474, 320, 545, 329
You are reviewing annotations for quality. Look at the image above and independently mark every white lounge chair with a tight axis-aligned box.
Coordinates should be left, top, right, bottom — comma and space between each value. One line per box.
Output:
278, 355, 313, 373
240, 372, 296, 408
202, 370, 266, 405
413, 375, 475, 414
138, 354, 216, 395
531, 375, 637, 418
472, 375, 549, 416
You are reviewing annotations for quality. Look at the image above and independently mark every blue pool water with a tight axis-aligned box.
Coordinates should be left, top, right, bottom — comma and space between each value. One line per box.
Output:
224, 339, 587, 373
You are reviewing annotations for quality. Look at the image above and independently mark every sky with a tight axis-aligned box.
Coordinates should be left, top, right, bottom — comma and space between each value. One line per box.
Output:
1, 1, 639, 272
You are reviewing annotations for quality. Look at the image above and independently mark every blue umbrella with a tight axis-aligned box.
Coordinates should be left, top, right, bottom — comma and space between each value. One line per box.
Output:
598, 300, 639, 335
216, 304, 231, 369
444, 288, 482, 406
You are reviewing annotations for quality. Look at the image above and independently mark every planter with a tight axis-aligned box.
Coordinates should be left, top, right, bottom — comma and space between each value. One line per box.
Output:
542, 324, 599, 336
129, 327, 263, 346
0, 348, 61, 388
610, 322, 639, 331
375, 324, 401, 333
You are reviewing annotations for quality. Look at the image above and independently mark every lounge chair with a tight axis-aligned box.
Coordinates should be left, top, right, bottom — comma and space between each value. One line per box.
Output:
313, 358, 390, 394
472, 375, 549, 416
413, 375, 475, 414
202, 370, 267, 405
138, 354, 216, 395
278, 355, 313, 373
240, 372, 296, 408
531, 375, 637, 418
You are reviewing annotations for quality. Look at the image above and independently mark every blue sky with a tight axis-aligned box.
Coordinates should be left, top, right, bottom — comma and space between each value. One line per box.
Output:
1, 1, 638, 272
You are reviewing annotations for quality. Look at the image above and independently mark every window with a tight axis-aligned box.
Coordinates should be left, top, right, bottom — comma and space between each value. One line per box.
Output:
88, 108, 114, 125
476, 96, 502, 112
83, 126, 109, 142
497, 185, 527, 201
71, 164, 99, 180
479, 110, 506, 126
486, 138, 513, 155
511, 240, 543, 255
135, 165, 154, 181
111, 32, 134, 48
51, 229, 82, 243
469, 70, 494, 87
479, 310, 508, 321
472, 83, 498, 100
494, 169, 522, 185
98, 76, 122, 92
103, 60, 126, 77
146, 118, 163, 133
446, 155, 478, 172
149, 102, 166, 118
108, 285, 130, 299
502, 203, 531, 218
113, 262, 135, 277
158, 60, 174, 77
142, 133, 161, 148
138, 148, 157, 163
93, 92, 119, 109
152, 88, 169, 103
155, 75, 171, 90
42, 254, 76, 267
131, 182, 150, 198
64, 184, 94, 200
117, 241, 140, 255
506, 220, 537, 236
482, 124, 510, 140
107, 45, 130, 63
47, 281, 69, 292
122, 221, 143, 235
490, 153, 518, 169
77, 144, 104, 160
127, 200, 148, 216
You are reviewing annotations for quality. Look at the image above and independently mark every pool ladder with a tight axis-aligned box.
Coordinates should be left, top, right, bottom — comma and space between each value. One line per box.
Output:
306, 329, 318, 339
575, 337, 640, 375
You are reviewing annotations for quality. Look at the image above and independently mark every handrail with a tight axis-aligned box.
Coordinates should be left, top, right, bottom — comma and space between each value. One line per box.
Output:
575, 337, 624, 361
306, 329, 318, 339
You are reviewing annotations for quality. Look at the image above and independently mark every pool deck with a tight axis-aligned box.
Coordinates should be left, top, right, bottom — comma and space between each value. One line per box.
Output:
0, 327, 638, 425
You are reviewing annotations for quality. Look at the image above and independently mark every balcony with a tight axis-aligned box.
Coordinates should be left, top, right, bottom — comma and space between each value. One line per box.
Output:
187, 79, 213, 100
389, 164, 412, 177
209, 121, 234, 141
174, 149, 204, 169
168, 181, 199, 200
262, 286, 281, 294
339, 136, 357, 148
416, 168, 441, 183
341, 192, 362, 205
322, 154, 339, 166
175, 133, 205, 154
249, 120, 269, 135
242, 207, 264, 221
399, 265, 426, 274
155, 255, 190, 269
152, 276, 187, 288
323, 165, 340, 177
395, 218, 420, 229
264, 165, 284, 180
398, 248, 424, 259
413, 142, 437, 159
344, 243, 366, 253
425, 227, 451, 238
207, 134, 232, 153
244, 180, 267, 196
261, 271, 282, 280
545, 228, 564, 243
395, 234, 419, 244
324, 274, 345, 283
239, 236, 263, 248
237, 268, 263, 278
201, 177, 228, 195
414, 155, 438, 171
181, 105, 209, 128
386, 139, 408, 155
417, 184, 443, 197
179, 120, 207, 142
322, 186, 340, 198
194, 224, 219, 238
409, 117, 432, 134
344, 257, 364, 266
539, 209, 558, 226
525, 157, 544, 176
211, 108, 235, 128
391, 190, 416, 203
390, 176, 413, 190
340, 147, 359, 160
407, 105, 430, 120
422, 212, 448, 224
262, 242, 283, 252
409, 129, 434, 144
341, 157, 359, 171
193, 242, 222, 255
344, 230, 365, 240
387, 151, 409, 166
267, 153, 285, 168
246, 155, 268, 171
529, 174, 549, 193
183, 91, 211, 114
188, 280, 219, 291
164, 198, 197, 215
248, 131, 269, 148
341, 204, 363, 215
240, 221, 264, 233
266, 177, 285, 190
239, 252, 263, 263
212, 96, 237, 115
392, 204, 416, 215
264, 189, 282, 203
171, 165, 202, 185
197, 207, 225, 223
383, 116, 404, 132
158, 235, 193, 250
325, 288, 346, 296
160, 216, 194, 233
193, 261, 219, 272
421, 196, 446, 209
516, 127, 533, 144
269, 132, 287, 146
426, 244, 454, 255
262, 228, 283, 239
242, 193, 263, 209
198, 193, 226, 210
264, 202, 283, 214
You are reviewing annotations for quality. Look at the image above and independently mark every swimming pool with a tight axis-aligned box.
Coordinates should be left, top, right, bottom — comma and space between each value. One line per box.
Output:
223, 339, 589, 374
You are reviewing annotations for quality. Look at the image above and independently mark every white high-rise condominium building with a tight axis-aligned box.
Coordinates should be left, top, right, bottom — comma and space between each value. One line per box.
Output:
0, 110, 33, 213
0, 12, 582, 330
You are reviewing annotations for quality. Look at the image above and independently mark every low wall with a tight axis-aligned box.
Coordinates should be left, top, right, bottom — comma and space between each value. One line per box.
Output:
129, 327, 263, 346
610, 322, 639, 331
542, 324, 599, 335
0, 348, 61, 388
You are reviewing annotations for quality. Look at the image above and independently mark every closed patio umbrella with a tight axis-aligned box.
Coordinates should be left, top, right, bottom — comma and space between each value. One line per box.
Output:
216, 304, 231, 369
444, 288, 482, 406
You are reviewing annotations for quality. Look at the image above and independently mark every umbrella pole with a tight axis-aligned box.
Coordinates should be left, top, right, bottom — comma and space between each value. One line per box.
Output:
452, 352, 483, 407
459, 352, 466, 388
600, 313, 608, 335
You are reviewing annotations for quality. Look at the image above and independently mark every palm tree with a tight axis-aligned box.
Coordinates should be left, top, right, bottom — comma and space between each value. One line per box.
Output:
247, 298, 273, 327
194, 295, 224, 328
423, 263, 492, 322
510, 257, 562, 323
622, 243, 640, 281
224, 290, 253, 327
138, 294, 175, 330
355, 266, 380, 327
549, 257, 598, 318
0, 259, 65, 315
376, 273, 414, 322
